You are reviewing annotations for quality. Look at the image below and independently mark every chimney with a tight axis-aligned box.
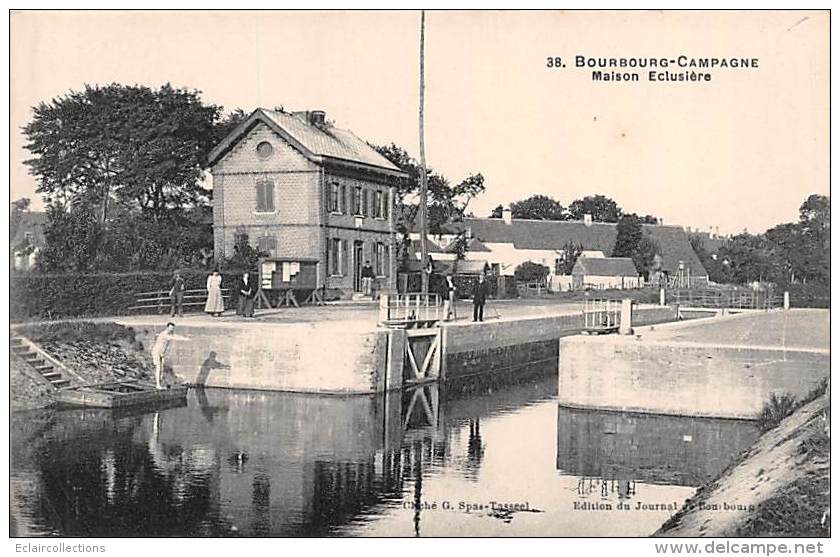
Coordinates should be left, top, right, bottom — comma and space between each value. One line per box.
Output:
309, 110, 326, 127
583, 213, 593, 226
502, 208, 512, 225
658, 217, 663, 225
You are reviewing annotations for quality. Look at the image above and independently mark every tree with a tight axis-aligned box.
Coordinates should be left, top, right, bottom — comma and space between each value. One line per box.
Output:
36, 204, 103, 273
613, 214, 659, 278
489, 204, 504, 218
23, 83, 228, 223
509, 194, 565, 220
567, 195, 623, 223
557, 241, 583, 275
514, 261, 550, 285
613, 214, 643, 258
373, 143, 486, 234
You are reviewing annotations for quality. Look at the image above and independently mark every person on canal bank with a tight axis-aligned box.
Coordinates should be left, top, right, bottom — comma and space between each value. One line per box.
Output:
472, 273, 489, 322
169, 270, 186, 318
437, 273, 457, 321
361, 260, 374, 296
204, 269, 224, 317
151, 322, 190, 390
237, 271, 256, 318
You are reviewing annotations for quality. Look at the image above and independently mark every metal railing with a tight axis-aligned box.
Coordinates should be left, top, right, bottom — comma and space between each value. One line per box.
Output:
378, 293, 442, 327
129, 288, 232, 313
669, 289, 781, 310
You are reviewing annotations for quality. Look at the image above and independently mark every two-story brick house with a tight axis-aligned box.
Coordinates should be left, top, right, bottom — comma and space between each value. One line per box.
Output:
207, 108, 406, 298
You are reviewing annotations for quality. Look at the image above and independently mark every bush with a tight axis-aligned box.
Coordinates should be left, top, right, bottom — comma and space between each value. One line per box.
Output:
17, 321, 138, 345
786, 282, 830, 309
757, 392, 799, 432
514, 261, 550, 285
10, 269, 249, 321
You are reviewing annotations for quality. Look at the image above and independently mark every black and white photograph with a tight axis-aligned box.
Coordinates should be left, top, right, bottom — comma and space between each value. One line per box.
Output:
7, 8, 831, 543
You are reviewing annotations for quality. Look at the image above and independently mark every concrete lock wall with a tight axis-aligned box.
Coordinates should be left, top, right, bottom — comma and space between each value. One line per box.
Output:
558, 337, 829, 419
442, 306, 680, 380
133, 324, 389, 394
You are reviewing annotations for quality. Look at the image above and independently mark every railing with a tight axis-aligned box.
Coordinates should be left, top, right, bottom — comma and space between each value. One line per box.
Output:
378, 293, 441, 328
582, 298, 622, 332
669, 289, 781, 311
129, 288, 232, 313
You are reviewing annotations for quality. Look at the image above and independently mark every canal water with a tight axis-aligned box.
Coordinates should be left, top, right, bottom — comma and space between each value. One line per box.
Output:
11, 366, 760, 537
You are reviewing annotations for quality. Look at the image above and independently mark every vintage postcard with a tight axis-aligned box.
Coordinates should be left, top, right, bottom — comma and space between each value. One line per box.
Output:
7, 9, 830, 544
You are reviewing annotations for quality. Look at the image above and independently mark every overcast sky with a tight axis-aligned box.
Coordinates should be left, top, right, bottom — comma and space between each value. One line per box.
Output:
10, 10, 828, 234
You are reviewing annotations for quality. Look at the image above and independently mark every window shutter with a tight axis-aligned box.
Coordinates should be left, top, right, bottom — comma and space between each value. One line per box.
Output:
265, 182, 275, 211
362, 189, 368, 217
341, 185, 347, 214
342, 240, 348, 275
256, 182, 265, 211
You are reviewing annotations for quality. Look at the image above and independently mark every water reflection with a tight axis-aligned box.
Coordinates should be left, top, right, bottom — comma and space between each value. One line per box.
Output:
556, 406, 760, 489
10, 365, 758, 537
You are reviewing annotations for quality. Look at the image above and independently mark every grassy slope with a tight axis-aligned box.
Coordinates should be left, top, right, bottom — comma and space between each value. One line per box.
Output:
656, 393, 830, 537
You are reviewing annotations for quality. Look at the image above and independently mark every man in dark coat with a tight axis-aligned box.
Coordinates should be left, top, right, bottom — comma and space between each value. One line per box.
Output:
237, 272, 256, 318
472, 274, 489, 322
169, 270, 186, 318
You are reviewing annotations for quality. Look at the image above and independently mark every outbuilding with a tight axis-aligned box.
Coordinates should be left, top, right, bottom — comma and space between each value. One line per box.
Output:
571, 256, 642, 290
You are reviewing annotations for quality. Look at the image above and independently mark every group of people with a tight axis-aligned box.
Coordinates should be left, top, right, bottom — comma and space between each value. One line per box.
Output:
437, 272, 490, 322
168, 269, 258, 319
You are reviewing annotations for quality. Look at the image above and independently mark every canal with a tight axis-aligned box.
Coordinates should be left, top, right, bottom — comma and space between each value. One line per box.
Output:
10, 365, 760, 537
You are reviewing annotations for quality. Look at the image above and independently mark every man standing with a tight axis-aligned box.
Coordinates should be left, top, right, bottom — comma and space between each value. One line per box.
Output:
361, 260, 374, 296
237, 271, 256, 318
472, 274, 489, 322
151, 322, 190, 389
169, 270, 186, 317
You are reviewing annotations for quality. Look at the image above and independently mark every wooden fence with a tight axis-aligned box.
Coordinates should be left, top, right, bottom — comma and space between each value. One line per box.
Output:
129, 288, 232, 313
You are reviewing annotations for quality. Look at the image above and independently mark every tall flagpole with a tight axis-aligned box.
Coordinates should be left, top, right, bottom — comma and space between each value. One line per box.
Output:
418, 10, 429, 294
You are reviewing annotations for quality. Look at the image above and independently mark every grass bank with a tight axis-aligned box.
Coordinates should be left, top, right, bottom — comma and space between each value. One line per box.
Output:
11, 321, 155, 412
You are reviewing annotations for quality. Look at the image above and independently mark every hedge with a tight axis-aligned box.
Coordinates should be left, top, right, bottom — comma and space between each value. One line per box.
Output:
10, 269, 248, 321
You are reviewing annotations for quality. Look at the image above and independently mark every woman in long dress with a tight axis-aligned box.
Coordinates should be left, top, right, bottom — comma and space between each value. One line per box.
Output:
204, 269, 224, 316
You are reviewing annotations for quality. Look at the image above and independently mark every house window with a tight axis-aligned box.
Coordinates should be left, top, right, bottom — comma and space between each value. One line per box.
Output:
256, 141, 274, 159
374, 191, 384, 219
382, 190, 389, 221
256, 180, 275, 212
329, 238, 346, 276
257, 236, 276, 254
329, 182, 340, 213
340, 184, 347, 214
375, 242, 387, 276
353, 187, 363, 216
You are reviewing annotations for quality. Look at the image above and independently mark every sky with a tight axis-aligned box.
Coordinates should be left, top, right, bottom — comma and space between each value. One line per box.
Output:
9, 10, 829, 235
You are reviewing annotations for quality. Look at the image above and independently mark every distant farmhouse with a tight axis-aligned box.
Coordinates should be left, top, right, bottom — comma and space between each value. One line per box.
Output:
207, 109, 406, 298
10, 211, 46, 271
411, 209, 708, 290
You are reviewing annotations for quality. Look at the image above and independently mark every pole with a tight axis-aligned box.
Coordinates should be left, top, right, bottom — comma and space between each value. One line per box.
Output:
418, 10, 429, 295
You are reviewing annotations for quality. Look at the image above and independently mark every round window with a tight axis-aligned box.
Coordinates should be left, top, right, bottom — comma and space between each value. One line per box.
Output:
256, 141, 274, 159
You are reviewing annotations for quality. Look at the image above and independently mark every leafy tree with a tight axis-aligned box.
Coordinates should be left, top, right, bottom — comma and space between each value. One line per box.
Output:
557, 241, 583, 275
613, 214, 659, 278
23, 83, 228, 223
489, 204, 504, 218
567, 195, 623, 223
509, 194, 565, 220
373, 143, 486, 234
222, 231, 268, 271
37, 204, 103, 273
613, 214, 643, 258
514, 261, 550, 285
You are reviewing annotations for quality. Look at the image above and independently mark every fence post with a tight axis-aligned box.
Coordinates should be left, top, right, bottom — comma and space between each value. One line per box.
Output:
659, 288, 666, 307
619, 299, 633, 335
783, 291, 790, 310
378, 293, 390, 326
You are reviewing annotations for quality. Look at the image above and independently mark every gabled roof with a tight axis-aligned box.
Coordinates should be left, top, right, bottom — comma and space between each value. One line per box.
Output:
207, 108, 404, 174
573, 256, 639, 277
433, 216, 707, 276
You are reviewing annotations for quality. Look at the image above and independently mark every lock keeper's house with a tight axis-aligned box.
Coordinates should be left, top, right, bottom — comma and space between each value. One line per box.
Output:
207, 108, 406, 298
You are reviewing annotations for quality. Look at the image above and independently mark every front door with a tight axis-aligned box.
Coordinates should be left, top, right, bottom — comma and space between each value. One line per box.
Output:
353, 241, 364, 292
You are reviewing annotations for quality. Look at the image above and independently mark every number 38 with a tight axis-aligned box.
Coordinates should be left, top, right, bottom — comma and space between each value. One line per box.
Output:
546, 57, 563, 68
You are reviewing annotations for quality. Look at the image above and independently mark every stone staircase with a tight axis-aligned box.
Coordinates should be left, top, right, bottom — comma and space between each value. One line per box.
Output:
10, 332, 71, 389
